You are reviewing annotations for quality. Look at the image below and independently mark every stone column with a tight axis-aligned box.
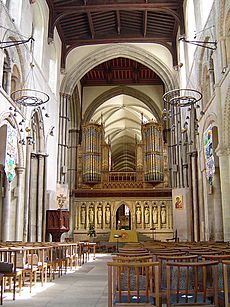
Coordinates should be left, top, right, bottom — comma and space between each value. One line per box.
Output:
15, 166, 24, 241
191, 153, 199, 241
23, 138, 32, 241
29, 153, 37, 242
57, 93, 70, 184
216, 147, 230, 241
37, 154, 44, 241
213, 168, 224, 241
2, 177, 11, 241
42, 154, 48, 242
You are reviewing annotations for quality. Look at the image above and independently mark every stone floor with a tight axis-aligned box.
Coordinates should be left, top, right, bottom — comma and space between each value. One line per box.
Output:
3, 254, 112, 307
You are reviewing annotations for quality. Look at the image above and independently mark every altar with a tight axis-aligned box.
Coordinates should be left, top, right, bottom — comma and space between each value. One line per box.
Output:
109, 229, 138, 243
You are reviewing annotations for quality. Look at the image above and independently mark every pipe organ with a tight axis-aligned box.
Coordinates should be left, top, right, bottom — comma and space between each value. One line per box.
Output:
82, 123, 104, 183
75, 121, 172, 241
142, 122, 164, 182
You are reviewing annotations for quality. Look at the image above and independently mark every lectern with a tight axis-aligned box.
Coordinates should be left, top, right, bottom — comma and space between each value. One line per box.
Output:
46, 209, 69, 242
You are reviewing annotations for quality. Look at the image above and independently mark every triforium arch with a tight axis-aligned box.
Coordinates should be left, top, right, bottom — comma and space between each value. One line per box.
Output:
61, 43, 178, 95
82, 86, 162, 125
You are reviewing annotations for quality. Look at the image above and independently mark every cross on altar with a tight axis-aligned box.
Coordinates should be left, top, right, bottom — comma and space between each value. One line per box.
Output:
57, 193, 67, 208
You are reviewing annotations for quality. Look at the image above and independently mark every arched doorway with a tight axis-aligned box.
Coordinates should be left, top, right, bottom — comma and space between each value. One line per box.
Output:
116, 204, 131, 230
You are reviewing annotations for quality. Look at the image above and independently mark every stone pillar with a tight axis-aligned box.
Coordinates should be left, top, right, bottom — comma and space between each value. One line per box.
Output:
15, 166, 24, 241
23, 138, 32, 241
68, 128, 80, 236
213, 169, 224, 241
42, 154, 48, 242
37, 154, 44, 241
191, 153, 199, 241
216, 147, 230, 241
57, 93, 70, 184
29, 153, 37, 242
2, 177, 11, 241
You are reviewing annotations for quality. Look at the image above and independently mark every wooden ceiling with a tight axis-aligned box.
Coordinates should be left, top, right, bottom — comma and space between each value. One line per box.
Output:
81, 57, 164, 86
46, 0, 185, 68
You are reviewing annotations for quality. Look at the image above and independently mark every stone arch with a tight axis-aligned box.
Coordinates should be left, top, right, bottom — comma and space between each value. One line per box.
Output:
61, 44, 177, 95
30, 108, 45, 153
83, 86, 162, 125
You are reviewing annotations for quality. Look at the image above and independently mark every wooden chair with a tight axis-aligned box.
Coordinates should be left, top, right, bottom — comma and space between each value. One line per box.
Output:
0, 250, 23, 301
222, 260, 230, 307
107, 261, 160, 307
165, 260, 219, 307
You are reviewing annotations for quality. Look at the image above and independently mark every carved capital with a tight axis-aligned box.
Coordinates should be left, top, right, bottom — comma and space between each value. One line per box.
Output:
15, 166, 25, 175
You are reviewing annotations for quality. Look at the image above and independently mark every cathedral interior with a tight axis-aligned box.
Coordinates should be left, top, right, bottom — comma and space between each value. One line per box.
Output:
0, 0, 229, 245
0, 1, 230, 306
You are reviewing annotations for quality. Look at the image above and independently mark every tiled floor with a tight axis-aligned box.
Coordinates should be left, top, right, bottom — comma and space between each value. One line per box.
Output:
3, 254, 112, 307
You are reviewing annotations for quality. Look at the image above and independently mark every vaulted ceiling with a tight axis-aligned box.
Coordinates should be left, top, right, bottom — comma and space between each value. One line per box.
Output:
91, 94, 157, 171
46, 0, 185, 68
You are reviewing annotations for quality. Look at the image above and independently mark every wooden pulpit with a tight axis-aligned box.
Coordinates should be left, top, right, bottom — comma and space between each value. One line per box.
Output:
46, 209, 70, 242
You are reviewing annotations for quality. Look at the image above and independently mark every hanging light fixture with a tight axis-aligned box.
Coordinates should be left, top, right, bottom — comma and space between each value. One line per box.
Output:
10, 62, 49, 107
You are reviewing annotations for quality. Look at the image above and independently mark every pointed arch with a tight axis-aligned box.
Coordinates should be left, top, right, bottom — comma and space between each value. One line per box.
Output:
61, 44, 177, 95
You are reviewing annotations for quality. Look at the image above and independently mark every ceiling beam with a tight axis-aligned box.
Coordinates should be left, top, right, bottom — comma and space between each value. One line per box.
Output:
52, 6, 181, 30
87, 12, 95, 38
143, 10, 147, 37
54, 2, 181, 12
116, 10, 121, 35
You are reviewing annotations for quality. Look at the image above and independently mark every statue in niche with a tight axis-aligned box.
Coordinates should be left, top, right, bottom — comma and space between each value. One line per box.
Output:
136, 207, 141, 224
81, 206, 86, 224
152, 205, 158, 224
97, 207, 102, 224
144, 207, 150, 224
89, 207, 94, 224
105, 206, 111, 224
161, 206, 166, 224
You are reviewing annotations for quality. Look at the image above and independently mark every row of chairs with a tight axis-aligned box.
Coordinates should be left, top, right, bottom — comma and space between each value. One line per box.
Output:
0, 241, 96, 304
107, 242, 230, 307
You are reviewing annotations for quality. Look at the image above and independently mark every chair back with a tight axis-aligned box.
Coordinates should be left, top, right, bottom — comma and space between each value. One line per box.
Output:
222, 260, 230, 307
165, 260, 219, 307
107, 261, 160, 307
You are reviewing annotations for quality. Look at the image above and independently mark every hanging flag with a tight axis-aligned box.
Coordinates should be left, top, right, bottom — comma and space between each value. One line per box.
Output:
4, 125, 17, 183
204, 125, 215, 185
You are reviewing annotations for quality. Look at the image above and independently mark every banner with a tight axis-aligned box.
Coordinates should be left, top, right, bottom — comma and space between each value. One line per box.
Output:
4, 125, 17, 183
204, 125, 215, 184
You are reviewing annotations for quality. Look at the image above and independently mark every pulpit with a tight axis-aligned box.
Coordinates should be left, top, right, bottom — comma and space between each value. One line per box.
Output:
46, 209, 69, 242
